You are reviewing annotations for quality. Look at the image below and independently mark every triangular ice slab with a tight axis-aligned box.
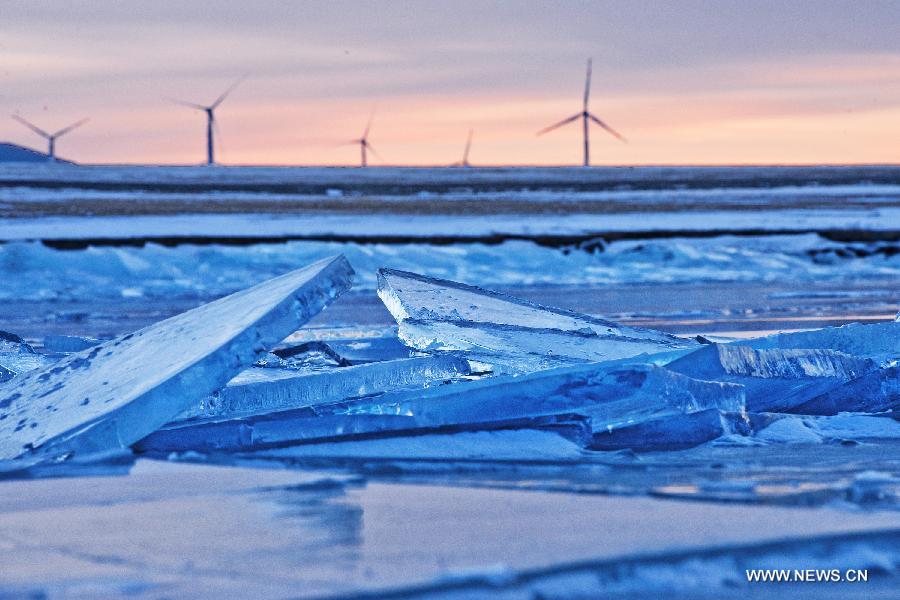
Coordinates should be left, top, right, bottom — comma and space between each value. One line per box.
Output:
0, 255, 354, 464
377, 269, 696, 373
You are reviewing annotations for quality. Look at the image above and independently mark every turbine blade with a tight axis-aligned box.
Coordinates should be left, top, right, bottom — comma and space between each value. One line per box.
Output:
588, 114, 627, 143
52, 118, 89, 139
210, 76, 246, 109
583, 58, 592, 110
536, 113, 580, 136
167, 97, 208, 110
363, 140, 383, 161
463, 128, 473, 163
363, 107, 376, 138
11, 115, 50, 139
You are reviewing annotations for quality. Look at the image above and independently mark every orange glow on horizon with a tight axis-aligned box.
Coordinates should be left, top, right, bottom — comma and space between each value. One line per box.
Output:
5, 52, 900, 167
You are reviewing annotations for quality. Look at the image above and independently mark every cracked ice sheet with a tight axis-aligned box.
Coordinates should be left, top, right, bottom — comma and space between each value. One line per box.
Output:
1, 458, 899, 599
377, 268, 696, 373
0, 255, 353, 465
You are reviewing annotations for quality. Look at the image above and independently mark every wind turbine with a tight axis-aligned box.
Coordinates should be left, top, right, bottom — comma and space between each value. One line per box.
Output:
346, 111, 381, 167
11, 115, 89, 162
537, 58, 626, 166
452, 129, 473, 167
170, 78, 243, 165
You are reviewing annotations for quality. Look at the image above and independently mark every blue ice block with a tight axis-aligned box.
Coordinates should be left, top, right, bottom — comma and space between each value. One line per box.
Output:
137, 361, 744, 453
739, 321, 900, 366
667, 344, 878, 412
377, 268, 698, 374
171, 354, 470, 424
0, 256, 354, 465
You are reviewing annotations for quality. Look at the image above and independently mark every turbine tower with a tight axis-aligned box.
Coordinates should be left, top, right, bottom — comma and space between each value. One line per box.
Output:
349, 111, 379, 167
537, 58, 626, 166
452, 129, 473, 167
11, 115, 89, 162
171, 78, 243, 165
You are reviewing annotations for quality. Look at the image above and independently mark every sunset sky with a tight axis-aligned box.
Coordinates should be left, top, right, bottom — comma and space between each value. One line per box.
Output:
3, 0, 900, 166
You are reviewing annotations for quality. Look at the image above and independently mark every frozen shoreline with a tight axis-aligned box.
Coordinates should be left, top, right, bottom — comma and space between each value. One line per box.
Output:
2, 207, 899, 243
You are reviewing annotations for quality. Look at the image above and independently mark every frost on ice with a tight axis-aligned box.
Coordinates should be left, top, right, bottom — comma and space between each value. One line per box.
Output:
0, 255, 354, 465
377, 268, 698, 373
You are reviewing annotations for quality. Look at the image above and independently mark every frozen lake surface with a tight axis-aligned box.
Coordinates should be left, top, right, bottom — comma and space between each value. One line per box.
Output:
1, 164, 898, 243
0, 165, 898, 598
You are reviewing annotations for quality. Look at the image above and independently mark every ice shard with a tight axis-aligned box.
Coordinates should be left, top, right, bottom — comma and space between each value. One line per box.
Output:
136, 362, 743, 453
740, 321, 900, 366
0, 331, 32, 354
0, 255, 354, 464
43, 335, 102, 353
274, 336, 415, 365
667, 344, 877, 413
751, 412, 900, 444
377, 269, 697, 373
171, 354, 470, 424
788, 365, 900, 415
256, 347, 343, 371
588, 408, 748, 451
0, 331, 56, 382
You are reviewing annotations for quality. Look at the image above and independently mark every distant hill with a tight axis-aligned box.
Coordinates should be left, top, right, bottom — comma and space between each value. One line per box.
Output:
0, 142, 73, 164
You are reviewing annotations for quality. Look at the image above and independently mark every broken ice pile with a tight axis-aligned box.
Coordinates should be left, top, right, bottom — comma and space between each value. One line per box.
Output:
134, 271, 744, 454
137, 360, 745, 453
3, 260, 899, 469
